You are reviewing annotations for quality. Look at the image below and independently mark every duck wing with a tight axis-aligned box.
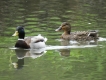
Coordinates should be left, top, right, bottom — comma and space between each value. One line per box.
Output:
24, 34, 47, 44
72, 30, 99, 40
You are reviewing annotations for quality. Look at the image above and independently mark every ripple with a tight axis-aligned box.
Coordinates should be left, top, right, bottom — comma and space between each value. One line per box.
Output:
98, 37, 106, 41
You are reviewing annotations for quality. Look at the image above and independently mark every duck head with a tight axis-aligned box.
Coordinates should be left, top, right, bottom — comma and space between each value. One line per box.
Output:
55, 22, 71, 34
12, 26, 25, 39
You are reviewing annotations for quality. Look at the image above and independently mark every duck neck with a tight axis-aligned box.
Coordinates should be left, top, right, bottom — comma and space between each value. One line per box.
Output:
64, 30, 71, 35
18, 32, 25, 39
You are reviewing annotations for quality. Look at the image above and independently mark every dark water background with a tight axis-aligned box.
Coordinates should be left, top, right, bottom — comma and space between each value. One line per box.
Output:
0, 0, 106, 80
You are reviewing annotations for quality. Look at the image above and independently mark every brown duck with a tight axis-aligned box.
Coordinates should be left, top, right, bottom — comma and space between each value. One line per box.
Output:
55, 22, 99, 41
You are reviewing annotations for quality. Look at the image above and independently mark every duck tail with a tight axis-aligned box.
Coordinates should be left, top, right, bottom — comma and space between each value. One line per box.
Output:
89, 30, 99, 33
88, 30, 99, 38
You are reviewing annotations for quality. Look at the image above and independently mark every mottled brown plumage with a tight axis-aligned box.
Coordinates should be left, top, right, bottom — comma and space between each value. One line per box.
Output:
55, 22, 99, 41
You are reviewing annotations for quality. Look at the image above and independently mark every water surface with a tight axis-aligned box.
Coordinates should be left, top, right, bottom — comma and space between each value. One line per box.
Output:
0, 0, 106, 80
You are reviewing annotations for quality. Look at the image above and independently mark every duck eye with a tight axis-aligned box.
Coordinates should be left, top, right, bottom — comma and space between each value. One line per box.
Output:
63, 24, 66, 26
21, 28, 24, 31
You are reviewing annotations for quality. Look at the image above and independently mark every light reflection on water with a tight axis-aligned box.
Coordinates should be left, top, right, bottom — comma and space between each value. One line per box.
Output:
1, 36, 106, 80
10, 48, 46, 69
9, 36, 106, 70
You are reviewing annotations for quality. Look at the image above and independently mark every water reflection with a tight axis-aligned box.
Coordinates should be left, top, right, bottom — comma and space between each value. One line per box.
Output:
58, 49, 71, 57
12, 48, 46, 69
12, 58, 24, 69
12, 49, 27, 69
59, 40, 71, 57
56, 39, 98, 57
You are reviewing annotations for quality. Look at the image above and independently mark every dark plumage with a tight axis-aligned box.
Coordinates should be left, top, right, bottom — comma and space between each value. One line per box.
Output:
13, 26, 30, 49
15, 40, 30, 49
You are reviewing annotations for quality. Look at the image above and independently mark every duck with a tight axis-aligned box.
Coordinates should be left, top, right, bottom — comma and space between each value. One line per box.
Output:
12, 26, 47, 49
55, 22, 99, 41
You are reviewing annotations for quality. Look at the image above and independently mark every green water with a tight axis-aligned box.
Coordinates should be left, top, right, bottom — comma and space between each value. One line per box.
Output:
0, 0, 106, 80
0, 45, 106, 80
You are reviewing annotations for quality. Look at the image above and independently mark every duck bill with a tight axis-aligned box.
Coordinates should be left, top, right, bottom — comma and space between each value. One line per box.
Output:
12, 31, 19, 36
12, 63, 18, 68
55, 26, 62, 31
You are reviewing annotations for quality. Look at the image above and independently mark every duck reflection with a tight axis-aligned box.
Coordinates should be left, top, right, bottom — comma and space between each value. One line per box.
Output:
12, 48, 46, 69
12, 58, 24, 69
58, 40, 71, 57
57, 39, 98, 57
58, 49, 71, 57
12, 49, 27, 69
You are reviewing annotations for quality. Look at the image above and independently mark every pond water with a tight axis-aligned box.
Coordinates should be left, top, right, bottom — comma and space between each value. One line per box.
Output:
0, 0, 106, 80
